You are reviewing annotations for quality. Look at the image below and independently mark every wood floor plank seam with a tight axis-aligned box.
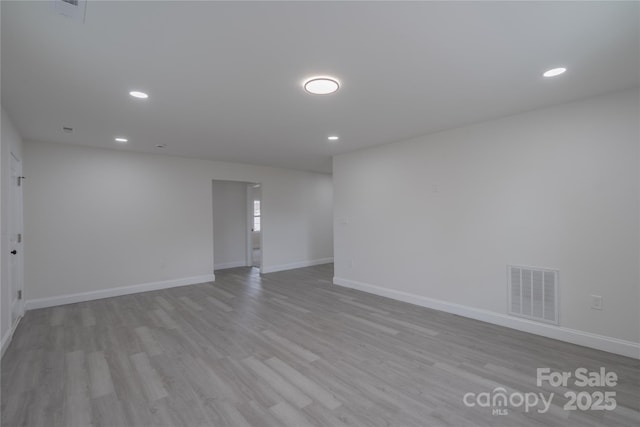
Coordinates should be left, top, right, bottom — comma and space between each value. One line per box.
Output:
2, 264, 638, 427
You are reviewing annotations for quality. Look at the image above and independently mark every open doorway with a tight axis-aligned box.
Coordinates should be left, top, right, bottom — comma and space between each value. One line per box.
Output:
212, 180, 262, 272
248, 184, 262, 268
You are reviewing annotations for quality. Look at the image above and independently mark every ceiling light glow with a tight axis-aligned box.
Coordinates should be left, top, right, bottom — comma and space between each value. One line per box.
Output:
114, 137, 128, 143
129, 90, 149, 99
303, 77, 340, 95
543, 67, 567, 78
328, 136, 339, 141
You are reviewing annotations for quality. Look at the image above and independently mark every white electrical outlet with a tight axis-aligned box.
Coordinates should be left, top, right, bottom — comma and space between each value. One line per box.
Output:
590, 295, 602, 310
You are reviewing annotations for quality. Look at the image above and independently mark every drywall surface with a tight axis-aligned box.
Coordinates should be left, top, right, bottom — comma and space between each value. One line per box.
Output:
213, 180, 248, 269
23, 141, 333, 301
334, 89, 639, 345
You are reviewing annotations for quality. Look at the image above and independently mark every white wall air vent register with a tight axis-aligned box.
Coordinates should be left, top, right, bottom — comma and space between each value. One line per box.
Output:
51, 0, 87, 23
508, 265, 558, 325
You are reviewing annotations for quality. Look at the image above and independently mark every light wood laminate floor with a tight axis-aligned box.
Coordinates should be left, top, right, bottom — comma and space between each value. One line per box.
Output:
2, 264, 639, 426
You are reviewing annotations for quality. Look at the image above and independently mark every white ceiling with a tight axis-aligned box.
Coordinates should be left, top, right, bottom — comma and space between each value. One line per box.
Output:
2, 1, 638, 173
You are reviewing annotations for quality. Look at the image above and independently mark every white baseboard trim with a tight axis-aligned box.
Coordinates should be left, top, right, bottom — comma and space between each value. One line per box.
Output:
261, 257, 334, 274
214, 261, 249, 270
1, 315, 23, 358
25, 274, 216, 311
333, 276, 640, 360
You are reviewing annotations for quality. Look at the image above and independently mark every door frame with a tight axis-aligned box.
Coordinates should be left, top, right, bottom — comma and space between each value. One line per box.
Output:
245, 184, 253, 267
246, 183, 262, 271
8, 152, 24, 326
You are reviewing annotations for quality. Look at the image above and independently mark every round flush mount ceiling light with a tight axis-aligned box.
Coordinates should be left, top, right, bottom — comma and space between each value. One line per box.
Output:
303, 77, 340, 95
327, 136, 339, 141
543, 67, 567, 78
114, 137, 128, 143
129, 90, 149, 99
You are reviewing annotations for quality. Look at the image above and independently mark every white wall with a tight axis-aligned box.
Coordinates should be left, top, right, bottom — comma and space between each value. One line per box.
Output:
213, 180, 249, 270
23, 141, 333, 304
1, 108, 24, 351
333, 89, 639, 356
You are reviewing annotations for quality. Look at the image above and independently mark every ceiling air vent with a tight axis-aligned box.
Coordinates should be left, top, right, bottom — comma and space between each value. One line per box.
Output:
508, 265, 558, 325
51, 0, 87, 23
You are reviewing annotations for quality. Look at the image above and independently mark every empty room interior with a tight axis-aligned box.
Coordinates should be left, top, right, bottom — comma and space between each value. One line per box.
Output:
1, 1, 639, 426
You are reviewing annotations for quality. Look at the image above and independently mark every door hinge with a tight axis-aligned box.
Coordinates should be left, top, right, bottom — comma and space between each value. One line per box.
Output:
18, 290, 22, 300
17, 176, 25, 186
17, 233, 22, 243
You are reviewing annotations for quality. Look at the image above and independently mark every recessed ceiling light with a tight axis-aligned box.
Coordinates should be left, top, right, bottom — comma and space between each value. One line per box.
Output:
114, 137, 128, 143
543, 67, 567, 78
129, 90, 149, 99
303, 77, 340, 95
328, 136, 339, 141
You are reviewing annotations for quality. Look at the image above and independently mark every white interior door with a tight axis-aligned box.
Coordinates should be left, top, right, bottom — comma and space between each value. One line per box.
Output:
9, 153, 24, 325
